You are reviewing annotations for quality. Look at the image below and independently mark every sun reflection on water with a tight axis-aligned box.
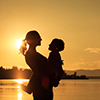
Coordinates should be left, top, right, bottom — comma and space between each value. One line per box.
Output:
14, 79, 29, 84
14, 79, 29, 100
18, 92, 22, 100
17, 85, 21, 89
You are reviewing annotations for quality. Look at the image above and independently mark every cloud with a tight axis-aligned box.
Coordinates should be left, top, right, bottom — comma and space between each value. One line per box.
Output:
85, 48, 100, 54
68, 60, 100, 70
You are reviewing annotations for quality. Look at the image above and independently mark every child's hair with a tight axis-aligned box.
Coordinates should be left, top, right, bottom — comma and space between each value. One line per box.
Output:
51, 38, 65, 51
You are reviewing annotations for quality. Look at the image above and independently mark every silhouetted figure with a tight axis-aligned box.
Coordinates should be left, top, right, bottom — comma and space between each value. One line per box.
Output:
20, 30, 53, 100
47, 38, 64, 87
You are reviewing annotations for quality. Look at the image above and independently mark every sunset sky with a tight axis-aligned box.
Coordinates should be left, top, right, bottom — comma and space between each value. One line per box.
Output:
0, 0, 100, 70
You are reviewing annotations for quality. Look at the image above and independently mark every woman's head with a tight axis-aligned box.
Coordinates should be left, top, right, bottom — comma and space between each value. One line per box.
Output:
19, 30, 42, 55
49, 38, 65, 51
25, 30, 42, 46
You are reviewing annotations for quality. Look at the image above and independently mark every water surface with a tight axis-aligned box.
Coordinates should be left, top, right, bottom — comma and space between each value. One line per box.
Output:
0, 79, 100, 100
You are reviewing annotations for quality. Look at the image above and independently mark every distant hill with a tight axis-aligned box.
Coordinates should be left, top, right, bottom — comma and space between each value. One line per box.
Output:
65, 69, 100, 77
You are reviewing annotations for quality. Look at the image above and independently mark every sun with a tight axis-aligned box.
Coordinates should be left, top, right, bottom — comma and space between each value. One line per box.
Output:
16, 39, 23, 49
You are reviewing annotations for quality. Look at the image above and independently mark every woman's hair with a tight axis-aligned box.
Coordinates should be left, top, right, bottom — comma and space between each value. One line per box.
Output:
25, 30, 40, 41
19, 30, 40, 55
19, 39, 27, 55
51, 38, 65, 51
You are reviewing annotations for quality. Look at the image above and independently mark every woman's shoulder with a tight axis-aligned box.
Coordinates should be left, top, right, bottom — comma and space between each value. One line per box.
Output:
25, 51, 31, 57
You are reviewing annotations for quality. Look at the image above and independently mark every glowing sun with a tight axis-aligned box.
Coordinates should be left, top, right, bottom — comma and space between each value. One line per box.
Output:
16, 39, 23, 49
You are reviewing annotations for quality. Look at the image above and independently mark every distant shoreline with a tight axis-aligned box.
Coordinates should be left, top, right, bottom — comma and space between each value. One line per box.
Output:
87, 76, 100, 79
1, 77, 100, 80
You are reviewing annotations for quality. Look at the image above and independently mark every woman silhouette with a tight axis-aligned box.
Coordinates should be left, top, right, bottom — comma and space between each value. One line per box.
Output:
20, 30, 53, 100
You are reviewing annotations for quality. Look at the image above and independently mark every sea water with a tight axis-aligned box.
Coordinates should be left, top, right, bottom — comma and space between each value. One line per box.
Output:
0, 79, 100, 100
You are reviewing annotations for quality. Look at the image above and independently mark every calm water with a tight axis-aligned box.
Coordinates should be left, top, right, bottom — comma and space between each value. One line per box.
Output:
0, 79, 100, 100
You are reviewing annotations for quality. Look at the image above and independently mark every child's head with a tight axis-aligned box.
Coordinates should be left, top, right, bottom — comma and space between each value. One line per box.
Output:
49, 38, 64, 51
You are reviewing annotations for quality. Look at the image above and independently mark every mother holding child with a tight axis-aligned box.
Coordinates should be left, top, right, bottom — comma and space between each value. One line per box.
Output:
19, 30, 65, 100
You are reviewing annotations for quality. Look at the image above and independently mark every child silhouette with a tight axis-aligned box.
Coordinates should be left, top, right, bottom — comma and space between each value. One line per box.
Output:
47, 38, 64, 87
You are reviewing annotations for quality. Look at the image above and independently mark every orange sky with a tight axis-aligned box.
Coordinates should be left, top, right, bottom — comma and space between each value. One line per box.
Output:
0, 0, 100, 70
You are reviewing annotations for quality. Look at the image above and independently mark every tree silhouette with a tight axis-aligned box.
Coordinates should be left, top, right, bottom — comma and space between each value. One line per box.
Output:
0, 66, 32, 79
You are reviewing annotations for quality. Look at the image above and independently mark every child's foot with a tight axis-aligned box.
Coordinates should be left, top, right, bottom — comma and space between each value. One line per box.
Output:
20, 84, 32, 94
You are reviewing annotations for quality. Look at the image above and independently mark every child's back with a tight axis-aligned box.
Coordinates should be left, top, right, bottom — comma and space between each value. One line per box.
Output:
48, 51, 63, 80
47, 38, 65, 87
